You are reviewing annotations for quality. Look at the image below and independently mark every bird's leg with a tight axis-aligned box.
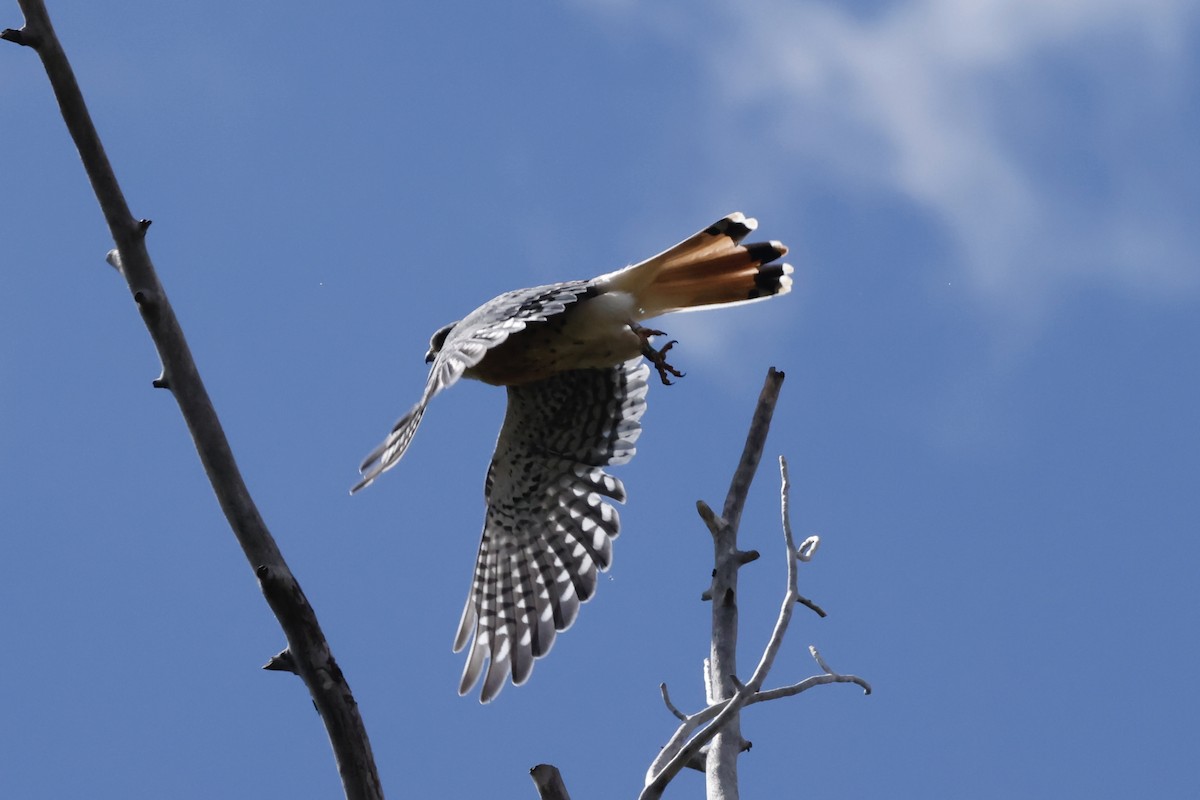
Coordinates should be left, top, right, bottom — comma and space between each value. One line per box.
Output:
631, 324, 686, 385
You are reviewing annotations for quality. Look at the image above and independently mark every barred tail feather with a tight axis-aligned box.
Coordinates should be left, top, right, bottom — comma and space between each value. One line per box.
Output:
645, 251, 793, 316
597, 212, 793, 318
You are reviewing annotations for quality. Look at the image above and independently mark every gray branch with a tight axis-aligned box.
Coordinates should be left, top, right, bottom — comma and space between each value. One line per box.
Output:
705, 368, 785, 799
637, 368, 783, 800
640, 372, 870, 800
3, 4, 382, 798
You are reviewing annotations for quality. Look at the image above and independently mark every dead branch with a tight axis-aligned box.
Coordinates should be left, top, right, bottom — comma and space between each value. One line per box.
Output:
639, 374, 869, 800
3, 4, 381, 797
530, 765, 572, 800
706, 368, 786, 798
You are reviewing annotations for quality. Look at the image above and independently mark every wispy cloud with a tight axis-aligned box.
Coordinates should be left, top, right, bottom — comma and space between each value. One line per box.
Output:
580, 0, 1200, 312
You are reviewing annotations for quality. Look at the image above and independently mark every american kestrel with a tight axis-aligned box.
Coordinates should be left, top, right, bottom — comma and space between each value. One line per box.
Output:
353, 212, 792, 701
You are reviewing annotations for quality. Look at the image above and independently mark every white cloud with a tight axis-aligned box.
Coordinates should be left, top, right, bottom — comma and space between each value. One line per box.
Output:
581, 0, 1200, 312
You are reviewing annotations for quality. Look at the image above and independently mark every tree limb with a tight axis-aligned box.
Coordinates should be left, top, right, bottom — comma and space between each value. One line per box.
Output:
638, 369, 783, 800
641, 380, 870, 800
659, 682, 688, 722
529, 765, 572, 800
706, 367, 785, 799
3, 4, 382, 797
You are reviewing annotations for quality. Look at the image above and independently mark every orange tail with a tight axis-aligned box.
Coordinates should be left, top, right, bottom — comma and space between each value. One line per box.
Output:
598, 213, 793, 318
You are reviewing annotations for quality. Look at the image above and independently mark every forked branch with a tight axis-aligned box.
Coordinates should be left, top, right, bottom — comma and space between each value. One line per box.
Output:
529, 369, 868, 799
639, 377, 870, 800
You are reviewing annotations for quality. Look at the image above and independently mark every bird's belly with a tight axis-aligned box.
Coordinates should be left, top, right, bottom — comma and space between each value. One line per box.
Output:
465, 299, 642, 386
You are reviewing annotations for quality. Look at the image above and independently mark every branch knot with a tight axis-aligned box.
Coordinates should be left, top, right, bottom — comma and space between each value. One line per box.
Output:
1, 27, 40, 48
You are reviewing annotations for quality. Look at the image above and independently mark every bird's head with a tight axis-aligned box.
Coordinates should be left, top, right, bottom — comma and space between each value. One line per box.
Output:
425, 321, 459, 363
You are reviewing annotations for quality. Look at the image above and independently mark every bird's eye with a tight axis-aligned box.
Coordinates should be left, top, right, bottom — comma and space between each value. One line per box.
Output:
427, 322, 458, 358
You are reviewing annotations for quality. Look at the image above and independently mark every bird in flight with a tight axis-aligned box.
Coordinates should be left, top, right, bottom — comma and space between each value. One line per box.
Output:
353, 212, 793, 701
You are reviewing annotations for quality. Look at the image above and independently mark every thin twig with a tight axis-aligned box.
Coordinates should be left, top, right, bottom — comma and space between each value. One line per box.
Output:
751, 670, 873, 702
740, 457, 801, 691
796, 535, 820, 562
757, 647, 873, 698
696, 500, 725, 538
3, 4, 381, 798
797, 595, 828, 618
660, 683, 688, 722
793, 530, 825, 615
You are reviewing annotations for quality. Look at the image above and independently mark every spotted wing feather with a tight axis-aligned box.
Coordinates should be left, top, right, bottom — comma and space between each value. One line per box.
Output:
455, 358, 651, 701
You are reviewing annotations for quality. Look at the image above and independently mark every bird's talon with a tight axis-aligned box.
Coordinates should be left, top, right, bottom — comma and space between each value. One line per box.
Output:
640, 336, 685, 386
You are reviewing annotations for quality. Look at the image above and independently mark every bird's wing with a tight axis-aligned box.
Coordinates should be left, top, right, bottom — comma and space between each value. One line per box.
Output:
352, 280, 595, 493
455, 358, 651, 702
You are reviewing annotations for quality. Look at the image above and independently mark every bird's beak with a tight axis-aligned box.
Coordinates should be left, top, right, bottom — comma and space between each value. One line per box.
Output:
424, 349, 436, 364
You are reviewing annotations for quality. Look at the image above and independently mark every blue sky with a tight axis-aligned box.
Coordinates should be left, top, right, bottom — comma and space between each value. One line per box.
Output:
3, 1, 1198, 797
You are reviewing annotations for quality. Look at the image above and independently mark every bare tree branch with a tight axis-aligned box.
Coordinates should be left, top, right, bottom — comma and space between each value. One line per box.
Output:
530, 764, 572, 800
705, 367, 785, 799
740, 457, 802, 690
641, 376, 870, 800
660, 683, 689, 722
641, 677, 757, 800
750, 648, 873, 703
644, 646, 870, 799
3, 4, 382, 797
638, 369, 784, 800
721, 369, 786, 531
